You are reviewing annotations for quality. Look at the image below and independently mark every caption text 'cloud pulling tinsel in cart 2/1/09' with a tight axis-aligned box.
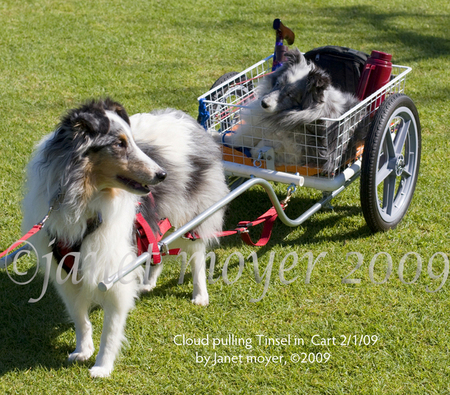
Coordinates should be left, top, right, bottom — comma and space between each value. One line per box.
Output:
4, 242, 449, 303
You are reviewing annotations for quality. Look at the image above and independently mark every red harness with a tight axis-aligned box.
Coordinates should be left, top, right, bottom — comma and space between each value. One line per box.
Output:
135, 213, 180, 264
53, 214, 181, 273
1, 204, 283, 270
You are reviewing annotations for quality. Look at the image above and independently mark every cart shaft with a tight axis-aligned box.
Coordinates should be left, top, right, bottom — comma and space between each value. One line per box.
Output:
98, 165, 360, 292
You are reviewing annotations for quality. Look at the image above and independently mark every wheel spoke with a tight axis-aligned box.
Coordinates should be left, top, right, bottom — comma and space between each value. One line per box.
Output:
394, 120, 411, 155
384, 125, 396, 158
376, 161, 394, 186
382, 173, 397, 216
401, 168, 412, 180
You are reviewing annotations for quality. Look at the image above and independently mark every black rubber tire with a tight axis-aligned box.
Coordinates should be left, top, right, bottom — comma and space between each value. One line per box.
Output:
198, 71, 245, 124
360, 93, 421, 232
201, 72, 252, 190
210, 71, 241, 90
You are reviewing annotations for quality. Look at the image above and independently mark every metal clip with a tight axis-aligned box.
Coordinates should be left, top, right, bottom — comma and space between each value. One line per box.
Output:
253, 150, 263, 168
48, 187, 64, 212
236, 226, 249, 234
38, 206, 54, 228
280, 183, 297, 208
159, 242, 169, 256
38, 187, 64, 228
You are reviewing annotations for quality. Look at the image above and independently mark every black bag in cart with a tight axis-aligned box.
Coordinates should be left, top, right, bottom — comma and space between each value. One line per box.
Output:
304, 46, 369, 95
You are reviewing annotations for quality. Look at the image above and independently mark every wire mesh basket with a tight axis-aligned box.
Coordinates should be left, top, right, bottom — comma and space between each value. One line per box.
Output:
198, 55, 411, 180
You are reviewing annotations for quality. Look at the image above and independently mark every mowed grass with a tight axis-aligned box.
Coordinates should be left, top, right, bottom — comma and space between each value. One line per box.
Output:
0, 0, 449, 393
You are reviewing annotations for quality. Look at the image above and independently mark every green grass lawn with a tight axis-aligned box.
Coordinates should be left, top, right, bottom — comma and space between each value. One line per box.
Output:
0, 0, 449, 393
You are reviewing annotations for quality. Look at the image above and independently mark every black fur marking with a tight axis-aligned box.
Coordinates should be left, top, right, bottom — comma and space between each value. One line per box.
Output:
186, 154, 210, 197
306, 67, 331, 104
71, 110, 110, 135
136, 141, 174, 232
102, 97, 130, 126
138, 195, 161, 235
61, 98, 130, 137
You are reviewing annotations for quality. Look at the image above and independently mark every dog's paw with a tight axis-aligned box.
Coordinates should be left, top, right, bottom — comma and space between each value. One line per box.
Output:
89, 365, 112, 378
139, 283, 156, 294
191, 294, 209, 306
68, 346, 94, 363
208, 130, 222, 143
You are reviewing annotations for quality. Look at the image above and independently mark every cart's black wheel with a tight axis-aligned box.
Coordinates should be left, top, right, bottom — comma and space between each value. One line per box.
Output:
197, 71, 251, 127
360, 93, 421, 232
198, 72, 240, 124
210, 72, 242, 90
202, 72, 253, 189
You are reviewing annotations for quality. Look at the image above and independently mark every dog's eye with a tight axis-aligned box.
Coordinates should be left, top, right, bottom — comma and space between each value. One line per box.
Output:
287, 90, 300, 102
115, 139, 127, 149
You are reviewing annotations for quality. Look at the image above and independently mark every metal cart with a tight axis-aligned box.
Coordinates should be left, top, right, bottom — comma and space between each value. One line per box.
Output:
197, 53, 420, 232
97, 51, 420, 290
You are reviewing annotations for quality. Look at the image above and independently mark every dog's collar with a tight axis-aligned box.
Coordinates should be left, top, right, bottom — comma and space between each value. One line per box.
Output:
85, 212, 103, 237
50, 212, 103, 273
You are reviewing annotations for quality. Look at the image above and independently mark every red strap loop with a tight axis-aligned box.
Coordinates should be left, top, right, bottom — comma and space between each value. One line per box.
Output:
184, 205, 284, 247
237, 206, 280, 247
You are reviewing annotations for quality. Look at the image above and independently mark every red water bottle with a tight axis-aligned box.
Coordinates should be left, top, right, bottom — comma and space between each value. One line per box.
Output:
356, 50, 392, 110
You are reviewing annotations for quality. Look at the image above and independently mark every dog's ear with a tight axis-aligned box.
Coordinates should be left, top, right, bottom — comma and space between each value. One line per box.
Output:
306, 68, 331, 103
70, 109, 110, 135
284, 48, 307, 67
103, 98, 130, 126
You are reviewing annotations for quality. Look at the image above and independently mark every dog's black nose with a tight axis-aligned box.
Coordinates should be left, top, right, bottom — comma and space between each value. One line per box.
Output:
261, 100, 269, 109
156, 171, 167, 181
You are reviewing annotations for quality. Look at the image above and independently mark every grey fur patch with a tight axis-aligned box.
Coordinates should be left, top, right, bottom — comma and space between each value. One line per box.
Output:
135, 142, 174, 232
135, 109, 225, 234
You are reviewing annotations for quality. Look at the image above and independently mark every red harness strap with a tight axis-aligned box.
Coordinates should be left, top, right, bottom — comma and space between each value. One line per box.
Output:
235, 205, 281, 247
135, 213, 180, 264
184, 204, 285, 247
0, 224, 43, 259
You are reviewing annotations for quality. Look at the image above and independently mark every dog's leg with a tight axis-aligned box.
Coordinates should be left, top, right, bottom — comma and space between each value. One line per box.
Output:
189, 243, 209, 306
141, 262, 164, 292
140, 238, 210, 305
209, 122, 250, 149
89, 285, 135, 378
51, 271, 95, 363
67, 298, 95, 363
